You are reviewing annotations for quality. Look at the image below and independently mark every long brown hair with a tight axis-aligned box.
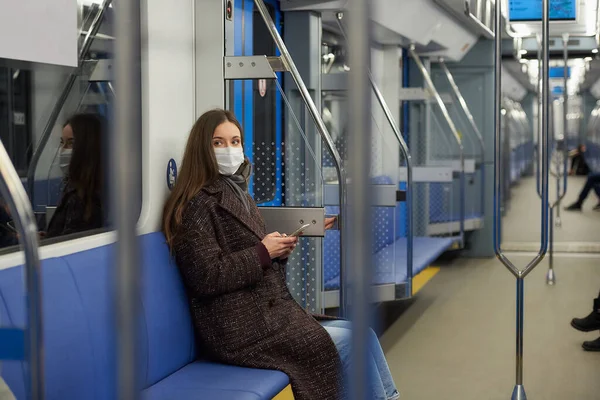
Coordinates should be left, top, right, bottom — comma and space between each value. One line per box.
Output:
162, 109, 244, 248
64, 113, 104, 221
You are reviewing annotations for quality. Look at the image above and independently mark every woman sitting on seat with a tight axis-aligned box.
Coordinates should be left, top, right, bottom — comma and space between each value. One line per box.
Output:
45, 113, 105, 238
162, 109, 399, 400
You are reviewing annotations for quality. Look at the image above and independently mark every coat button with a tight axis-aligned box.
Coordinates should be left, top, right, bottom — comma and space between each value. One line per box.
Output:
268, 299, 275, 308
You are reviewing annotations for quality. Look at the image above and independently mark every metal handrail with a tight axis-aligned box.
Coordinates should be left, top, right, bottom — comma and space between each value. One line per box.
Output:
494, 1, 550, 398
253, 0, 348, 316
439, 60, 486, 224
26, 0, 112, 204
463, 0, 495, 39
0, 141, 43, 398
114, 0, 142, 398
410, 47, 465, 245
334, 14, 414, 296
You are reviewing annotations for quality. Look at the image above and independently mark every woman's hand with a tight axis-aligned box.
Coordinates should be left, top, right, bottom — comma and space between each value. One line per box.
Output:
325, 217, 337, 230
262, 232, 298, 259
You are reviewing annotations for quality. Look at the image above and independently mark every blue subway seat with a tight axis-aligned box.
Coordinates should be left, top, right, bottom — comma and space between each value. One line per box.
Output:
0, 232, 291, 399
324, 236, 455, 290
323, 176, 456, 293
429, 211, 484, 224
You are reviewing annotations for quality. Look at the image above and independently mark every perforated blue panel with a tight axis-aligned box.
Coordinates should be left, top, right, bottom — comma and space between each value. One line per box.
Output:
324, 237, 455, 290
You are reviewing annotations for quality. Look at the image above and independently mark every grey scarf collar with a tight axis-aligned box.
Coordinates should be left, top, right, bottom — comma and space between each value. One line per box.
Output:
222, 161, 252, 211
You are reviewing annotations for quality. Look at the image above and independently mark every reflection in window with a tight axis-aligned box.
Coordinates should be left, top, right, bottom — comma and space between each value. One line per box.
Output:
44, 113, 106, 239
0, 67, 32, 176
0, 1, 115, 253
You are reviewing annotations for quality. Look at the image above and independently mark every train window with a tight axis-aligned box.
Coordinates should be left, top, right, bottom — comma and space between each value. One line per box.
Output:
0, 68, 32, 177
251, 4, 279, 204
0, 1, 119, 253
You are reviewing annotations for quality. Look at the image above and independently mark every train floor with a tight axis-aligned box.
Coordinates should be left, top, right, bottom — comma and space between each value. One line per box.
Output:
380, 175, 600, 399
502, 175, 600, 251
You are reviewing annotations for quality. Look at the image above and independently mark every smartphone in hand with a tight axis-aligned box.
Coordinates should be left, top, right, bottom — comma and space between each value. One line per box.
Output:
289, 223, 311, 237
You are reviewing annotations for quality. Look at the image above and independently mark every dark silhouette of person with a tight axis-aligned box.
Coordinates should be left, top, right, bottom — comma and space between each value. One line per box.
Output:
45, 113, 105, 238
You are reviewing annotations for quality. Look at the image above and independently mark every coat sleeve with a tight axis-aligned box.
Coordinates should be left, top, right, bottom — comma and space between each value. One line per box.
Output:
175, 202, 270, 298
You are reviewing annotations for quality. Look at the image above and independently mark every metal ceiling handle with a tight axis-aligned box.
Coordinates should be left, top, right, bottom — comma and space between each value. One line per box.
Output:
494, 1, 550, 399
253, 0, 348, 316
334, 13, 414, 296
410, 48, 465, 245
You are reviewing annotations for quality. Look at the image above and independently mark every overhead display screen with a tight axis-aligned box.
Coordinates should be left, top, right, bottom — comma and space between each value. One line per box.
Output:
549, 66, 571, 78
508, 0, 577, 21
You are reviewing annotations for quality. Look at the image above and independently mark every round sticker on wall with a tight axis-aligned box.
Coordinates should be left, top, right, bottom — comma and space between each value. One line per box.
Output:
167, 158, 177, 190
258, 79, 267, 97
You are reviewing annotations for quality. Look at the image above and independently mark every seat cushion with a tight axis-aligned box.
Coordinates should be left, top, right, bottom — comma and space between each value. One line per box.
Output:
142, 361, 290, 400
63, 245, 141, 400
138, 233, 195, 387
0, 258, 97, 400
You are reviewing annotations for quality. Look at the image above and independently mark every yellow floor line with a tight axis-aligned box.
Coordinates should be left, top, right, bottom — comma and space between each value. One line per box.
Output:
272, 385, 295, 400
412, 266, 441, 295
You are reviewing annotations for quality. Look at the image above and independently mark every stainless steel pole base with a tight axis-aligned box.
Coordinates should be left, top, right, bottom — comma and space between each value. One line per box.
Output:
511, 385, 528, 400
546, 268, 556, 285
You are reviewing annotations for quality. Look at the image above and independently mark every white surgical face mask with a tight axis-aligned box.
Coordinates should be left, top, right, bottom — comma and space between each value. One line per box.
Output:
59, 148, 72, 175
214, 146, 244, 176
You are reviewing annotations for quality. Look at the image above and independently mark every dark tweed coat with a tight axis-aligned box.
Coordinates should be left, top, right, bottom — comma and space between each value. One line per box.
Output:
46, 184, 103, 238
173, 177, 345, 400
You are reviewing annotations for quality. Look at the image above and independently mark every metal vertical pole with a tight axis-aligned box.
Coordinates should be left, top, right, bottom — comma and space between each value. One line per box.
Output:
348, 0, 372, 399
547, 34, 570, 285
548, 209, 554, 284
536, 34, 543, 198
557, 33, 570, 219
334, 14, 413, 297
494, 1, 549, 399
476, 0, 483, 21
114, 0, 142, 398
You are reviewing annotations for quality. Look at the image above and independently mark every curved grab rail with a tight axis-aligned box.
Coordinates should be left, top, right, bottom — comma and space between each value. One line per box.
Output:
253, 0, 348, 316
410, 48, 465, 245
495, 2, 550, 277
494, 0, 550, 398
439, 60, 486, 226
334, 14, 414, 296
0, 142, 43, 398
26, 0, 113, 204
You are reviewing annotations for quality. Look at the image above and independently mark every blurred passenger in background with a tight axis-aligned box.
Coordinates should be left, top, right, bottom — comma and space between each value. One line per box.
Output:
571, 291, 600, 352
44, 113, 105, 238
163, 109, 399, 400
564, 172, 600, 211
569, 144, 590, 176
